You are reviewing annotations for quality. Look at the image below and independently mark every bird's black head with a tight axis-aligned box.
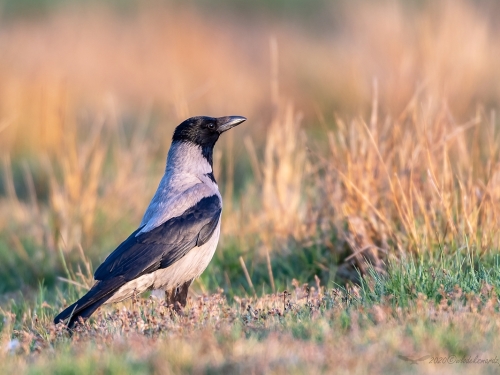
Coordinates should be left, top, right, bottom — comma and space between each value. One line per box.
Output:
172, 116, 246, 165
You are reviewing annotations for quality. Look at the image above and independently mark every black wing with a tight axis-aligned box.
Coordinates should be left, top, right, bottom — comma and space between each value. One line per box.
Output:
94, 194, 222, 281
54, 194, 221, 327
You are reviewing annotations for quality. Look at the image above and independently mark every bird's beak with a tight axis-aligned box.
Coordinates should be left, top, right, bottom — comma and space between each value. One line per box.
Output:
217, 116, 247, 133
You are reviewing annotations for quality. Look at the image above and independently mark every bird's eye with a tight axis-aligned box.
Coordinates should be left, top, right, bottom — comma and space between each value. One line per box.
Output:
207, 123, 215, 130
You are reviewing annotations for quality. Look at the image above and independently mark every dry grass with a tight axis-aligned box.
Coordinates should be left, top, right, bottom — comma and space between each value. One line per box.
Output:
3, 283, 500, 374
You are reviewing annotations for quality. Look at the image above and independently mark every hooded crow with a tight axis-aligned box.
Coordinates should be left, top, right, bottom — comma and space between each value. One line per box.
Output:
54, 115, 246, 328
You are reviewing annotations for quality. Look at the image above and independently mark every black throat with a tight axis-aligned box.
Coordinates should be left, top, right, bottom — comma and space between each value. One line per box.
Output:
201, 144, 214, 168
201, 145, 217, 183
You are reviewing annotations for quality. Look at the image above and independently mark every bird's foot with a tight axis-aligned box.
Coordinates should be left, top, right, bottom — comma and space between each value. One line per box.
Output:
165, 279, 192, 313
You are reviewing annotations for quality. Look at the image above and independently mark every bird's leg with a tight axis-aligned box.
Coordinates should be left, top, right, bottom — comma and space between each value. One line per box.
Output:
165, 279, 192, 312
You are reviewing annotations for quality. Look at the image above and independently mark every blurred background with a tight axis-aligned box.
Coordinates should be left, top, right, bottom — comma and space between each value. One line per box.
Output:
1, 0, 500, 298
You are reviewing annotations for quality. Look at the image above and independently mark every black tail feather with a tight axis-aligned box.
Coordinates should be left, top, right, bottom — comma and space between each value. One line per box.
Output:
65, 296, 113, 328
54, 295, 113, 328
54, 278, 125, 328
